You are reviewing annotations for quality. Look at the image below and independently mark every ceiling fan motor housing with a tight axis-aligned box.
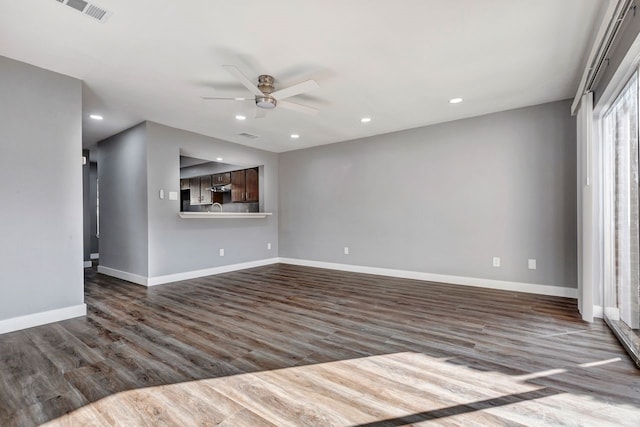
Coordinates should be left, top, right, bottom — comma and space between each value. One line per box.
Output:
257, 75, 275, 93
256, 75, 277, 109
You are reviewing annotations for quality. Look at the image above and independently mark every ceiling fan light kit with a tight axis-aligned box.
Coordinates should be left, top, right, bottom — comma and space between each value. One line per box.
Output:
256, 97, 277, 109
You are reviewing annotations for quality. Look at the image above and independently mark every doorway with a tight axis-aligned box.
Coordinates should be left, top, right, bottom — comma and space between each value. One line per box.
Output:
89, 161, 99, 263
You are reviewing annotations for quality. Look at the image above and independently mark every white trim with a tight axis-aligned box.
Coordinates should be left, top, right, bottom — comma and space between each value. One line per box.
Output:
146, 258, 280, 286
277, 258, 578, 299
97, 265, 148, 285
90, 253, 99, 260
83, 260, 92, 268
0, 304, 86, 335
593, 305, 604, 318
98, 258, 281, 287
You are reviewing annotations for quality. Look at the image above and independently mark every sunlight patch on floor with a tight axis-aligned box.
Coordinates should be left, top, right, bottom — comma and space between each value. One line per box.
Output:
41, 352, 633, 426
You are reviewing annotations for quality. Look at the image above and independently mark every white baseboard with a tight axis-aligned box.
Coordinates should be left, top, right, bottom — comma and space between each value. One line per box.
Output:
277, 258, 578, 299
147, 258, 280, 286
90, 253, 99, 260
83, 260, 92, 268
97, 257, 578, 298
97, 265, 148, 285
604, 306, 621, 320
0, 304, 87, 335
98, 258, 281, 287
593, 305, 604, 318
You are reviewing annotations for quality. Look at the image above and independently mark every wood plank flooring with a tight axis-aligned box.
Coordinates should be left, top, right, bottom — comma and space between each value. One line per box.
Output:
1, 263, 639, 426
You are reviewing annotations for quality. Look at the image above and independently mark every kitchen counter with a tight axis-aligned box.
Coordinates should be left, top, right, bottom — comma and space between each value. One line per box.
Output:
178, 212, 272, 219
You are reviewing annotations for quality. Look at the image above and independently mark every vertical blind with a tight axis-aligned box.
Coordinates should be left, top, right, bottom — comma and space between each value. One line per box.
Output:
603, 73, 640, 329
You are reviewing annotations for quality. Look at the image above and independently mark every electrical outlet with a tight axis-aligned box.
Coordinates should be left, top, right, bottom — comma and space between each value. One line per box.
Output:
159, 189, 164, 199
344, 247, 349, 255
168, 191, 178, 201
528, 259, 537, 270
493, 257, 501, 267
267, 243, 272, 250
219, 248, 225, 257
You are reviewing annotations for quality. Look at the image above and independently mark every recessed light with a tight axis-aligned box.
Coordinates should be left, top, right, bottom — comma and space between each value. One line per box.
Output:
290, 134, 300, 139
216, 157, 223, 161
361, 117, 372, 123
235, 115, 246, 120
89, 114, 103, 120
449, 98, 463, 104
234, 98, 246, 101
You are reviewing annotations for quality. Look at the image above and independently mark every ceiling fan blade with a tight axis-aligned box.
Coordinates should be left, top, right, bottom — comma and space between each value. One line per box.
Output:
278, 100, 319, 116
201, 96, 251, 101
255, 108, 267, 119
222, 65, 264, 97
271, 80, 319, 100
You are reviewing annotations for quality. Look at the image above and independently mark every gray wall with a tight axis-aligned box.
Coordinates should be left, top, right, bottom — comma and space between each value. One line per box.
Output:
279, 100, 577, 288
146, 122, 278, 277
0, 56, 84, 320
97, 123, 149, 277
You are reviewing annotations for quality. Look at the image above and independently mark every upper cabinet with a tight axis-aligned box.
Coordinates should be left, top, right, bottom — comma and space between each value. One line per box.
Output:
189, 177, 201, 205
213, 172, 231, 185
245, 168, 259, 202
200, 175, 213, 204
231, 170, 246, 202
231, 167, 259, 203
188, 176, 213, 205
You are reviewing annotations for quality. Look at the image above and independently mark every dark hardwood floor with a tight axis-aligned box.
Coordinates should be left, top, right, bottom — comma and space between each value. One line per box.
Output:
1, 264, 639, 426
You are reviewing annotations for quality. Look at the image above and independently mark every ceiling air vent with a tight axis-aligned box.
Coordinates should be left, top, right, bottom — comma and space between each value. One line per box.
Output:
238, 132, 259, 140
55, 0, 112, 23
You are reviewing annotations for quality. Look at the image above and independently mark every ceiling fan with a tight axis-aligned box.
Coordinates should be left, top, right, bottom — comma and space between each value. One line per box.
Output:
202, 65, 320, 117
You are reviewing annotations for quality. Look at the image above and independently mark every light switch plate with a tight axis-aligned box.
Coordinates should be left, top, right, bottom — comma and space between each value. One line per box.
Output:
493, 257, 501, 267
344, 247, 349, 255
168, 191, 178, 201
219, 248, 224, 257
528, 259, 537, 270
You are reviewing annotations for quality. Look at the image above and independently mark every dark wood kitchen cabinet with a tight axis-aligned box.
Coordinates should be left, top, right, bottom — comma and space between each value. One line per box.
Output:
188, 176, 213, 205
212, 172, 231, 185
245, 167, 259, 202
231, 168, 259, 202
189, 177, 201, 205
200, 175, 213, 204
231, 170, 246, 202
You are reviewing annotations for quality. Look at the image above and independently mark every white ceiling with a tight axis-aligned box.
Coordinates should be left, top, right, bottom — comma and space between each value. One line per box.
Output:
0, 0, 606, 153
